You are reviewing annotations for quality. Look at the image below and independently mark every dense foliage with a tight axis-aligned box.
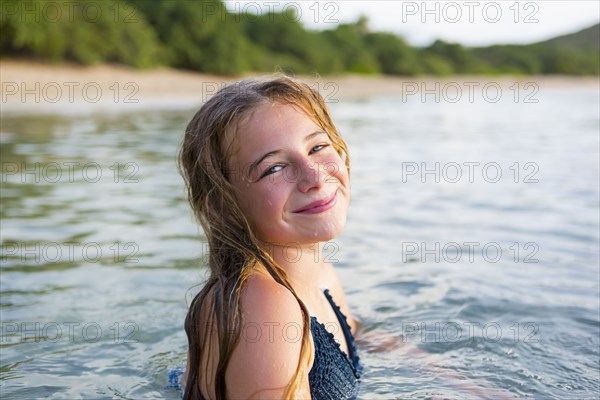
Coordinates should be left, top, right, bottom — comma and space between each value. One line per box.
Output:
1, 0, 598, 76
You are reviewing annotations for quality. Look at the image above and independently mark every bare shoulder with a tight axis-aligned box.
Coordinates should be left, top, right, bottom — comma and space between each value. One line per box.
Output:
240, 272, 303, 319
320, 262, 358, 333
225, 272, 312, 399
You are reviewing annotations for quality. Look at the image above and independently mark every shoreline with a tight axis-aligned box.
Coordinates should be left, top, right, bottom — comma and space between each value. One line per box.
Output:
1, 60, 598, 115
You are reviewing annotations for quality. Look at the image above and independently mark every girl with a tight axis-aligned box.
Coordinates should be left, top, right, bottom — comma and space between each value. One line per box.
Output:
178, 76, 362, 399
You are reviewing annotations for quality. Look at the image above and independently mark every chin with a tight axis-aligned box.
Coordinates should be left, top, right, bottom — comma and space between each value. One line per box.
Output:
263, 220, 346, 246
302, 215, 347, 244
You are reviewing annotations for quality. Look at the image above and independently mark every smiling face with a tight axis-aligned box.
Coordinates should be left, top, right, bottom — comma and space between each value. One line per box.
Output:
226, 102, 350, 246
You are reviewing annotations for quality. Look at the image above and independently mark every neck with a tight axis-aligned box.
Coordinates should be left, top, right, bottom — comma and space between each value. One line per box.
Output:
264, 241, 326, 296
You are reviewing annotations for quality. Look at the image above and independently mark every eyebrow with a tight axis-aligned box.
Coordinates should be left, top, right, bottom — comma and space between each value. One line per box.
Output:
247, 130, 328, 177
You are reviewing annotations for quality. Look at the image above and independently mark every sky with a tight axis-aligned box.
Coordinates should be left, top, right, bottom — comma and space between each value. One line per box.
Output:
224, 1, 600, 46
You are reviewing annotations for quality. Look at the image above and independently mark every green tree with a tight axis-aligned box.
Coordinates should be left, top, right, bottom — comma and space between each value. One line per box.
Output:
131, 0, 255, 74
321, 22, 379, 74
240, 10, 342, 74
365, 32, 420, 75
473, 45, 542, 74
418, 52, 455, 76
0, 0, 161, 67
425, 40, 485, 74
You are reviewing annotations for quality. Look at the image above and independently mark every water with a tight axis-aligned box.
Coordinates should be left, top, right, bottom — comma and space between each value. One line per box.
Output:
1, 84, 599, 399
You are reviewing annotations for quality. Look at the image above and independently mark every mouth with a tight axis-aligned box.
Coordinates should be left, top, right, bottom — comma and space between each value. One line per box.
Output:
292, 189, 338, 214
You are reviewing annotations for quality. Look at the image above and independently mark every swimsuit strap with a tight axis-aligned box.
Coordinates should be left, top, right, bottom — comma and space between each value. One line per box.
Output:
322, 288, 362, 376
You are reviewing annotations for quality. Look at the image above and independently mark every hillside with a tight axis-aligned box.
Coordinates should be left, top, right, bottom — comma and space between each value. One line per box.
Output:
0, 0, 598, 76
534, 23, 600, 51
472, 23, 600, 75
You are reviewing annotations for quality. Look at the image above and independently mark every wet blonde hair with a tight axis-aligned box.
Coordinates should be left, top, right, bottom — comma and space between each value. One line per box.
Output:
178, 75, 350, 399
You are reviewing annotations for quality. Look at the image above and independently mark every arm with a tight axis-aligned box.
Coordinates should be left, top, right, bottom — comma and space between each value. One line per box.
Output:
225, 275, 312, 399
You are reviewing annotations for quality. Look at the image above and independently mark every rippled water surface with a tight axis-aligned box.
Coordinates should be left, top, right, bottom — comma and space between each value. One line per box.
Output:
1, 85, 599, 399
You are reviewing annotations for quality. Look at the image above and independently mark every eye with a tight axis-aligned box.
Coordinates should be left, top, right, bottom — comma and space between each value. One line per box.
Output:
309, 144, 329, 154
261, 164, 285, 178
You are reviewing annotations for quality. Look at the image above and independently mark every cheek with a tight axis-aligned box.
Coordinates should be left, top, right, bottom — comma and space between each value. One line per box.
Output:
264, 186, 287, 211
248, 184, 289, 219
323, 153, 349, 184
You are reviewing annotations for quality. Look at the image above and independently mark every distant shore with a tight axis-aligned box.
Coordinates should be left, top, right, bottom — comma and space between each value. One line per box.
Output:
1, 60, 598, 115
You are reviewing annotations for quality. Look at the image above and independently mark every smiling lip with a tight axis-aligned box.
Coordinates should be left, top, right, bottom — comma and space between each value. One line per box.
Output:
293, 190, 338, 214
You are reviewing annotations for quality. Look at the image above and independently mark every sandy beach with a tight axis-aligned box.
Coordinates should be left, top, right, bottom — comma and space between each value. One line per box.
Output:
1, 60, 598, 115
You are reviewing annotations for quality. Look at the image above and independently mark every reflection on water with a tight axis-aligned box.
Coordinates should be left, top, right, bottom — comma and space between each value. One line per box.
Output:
1, 87, 599, 399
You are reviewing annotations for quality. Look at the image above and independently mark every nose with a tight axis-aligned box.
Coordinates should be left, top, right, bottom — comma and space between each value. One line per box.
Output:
295, 158, 326, 193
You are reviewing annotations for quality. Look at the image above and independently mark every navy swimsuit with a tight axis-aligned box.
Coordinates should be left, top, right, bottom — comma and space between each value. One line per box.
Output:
308, 289, 362, 399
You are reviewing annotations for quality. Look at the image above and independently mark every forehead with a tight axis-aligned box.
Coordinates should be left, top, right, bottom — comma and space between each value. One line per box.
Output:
232, 102, 321, 156
244, 102, 316, 132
